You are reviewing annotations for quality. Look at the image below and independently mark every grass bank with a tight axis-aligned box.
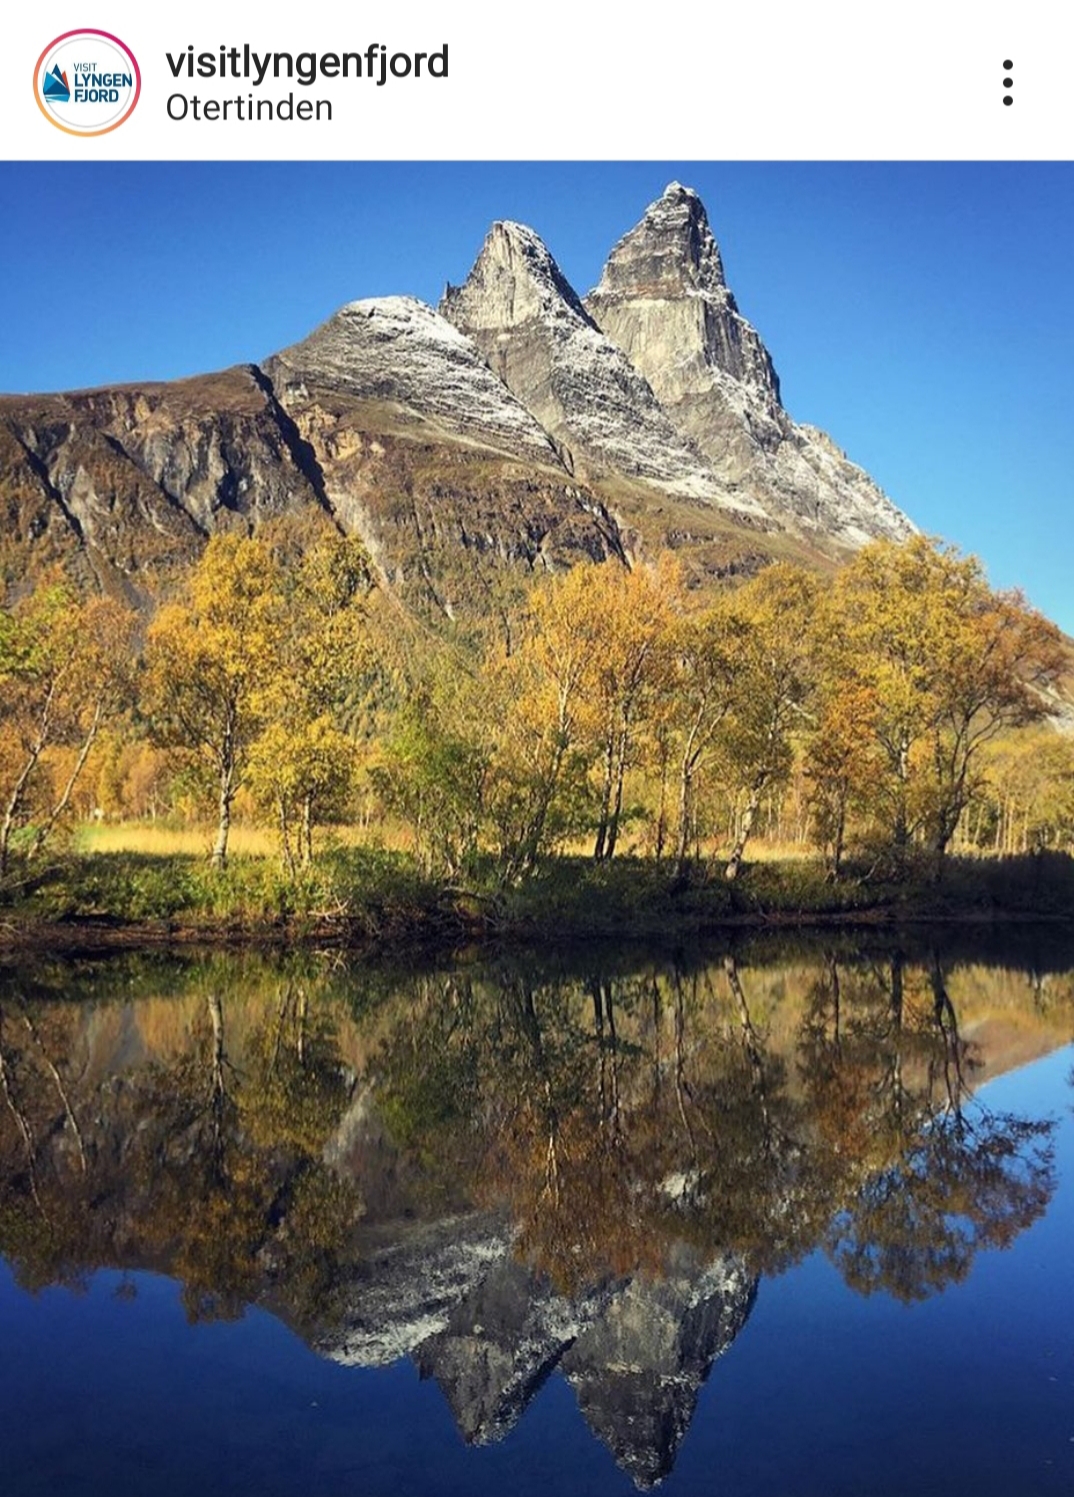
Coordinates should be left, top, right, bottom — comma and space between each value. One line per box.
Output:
2, 846, 1073, 955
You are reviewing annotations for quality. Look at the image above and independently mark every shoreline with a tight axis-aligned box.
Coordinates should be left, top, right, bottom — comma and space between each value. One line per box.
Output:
3, 847, 1072, 961
4, 901, 1073, 962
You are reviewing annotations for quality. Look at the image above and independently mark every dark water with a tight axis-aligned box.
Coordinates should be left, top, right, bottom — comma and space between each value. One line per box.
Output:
2, 936, 1074, 1495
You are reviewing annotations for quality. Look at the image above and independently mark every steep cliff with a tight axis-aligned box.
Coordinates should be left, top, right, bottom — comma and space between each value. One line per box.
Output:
0, 366, 322, 598
440, 220, 768, 524
1, 309, 626, 619
585, 183, 914, 547
262, 294, 627, 618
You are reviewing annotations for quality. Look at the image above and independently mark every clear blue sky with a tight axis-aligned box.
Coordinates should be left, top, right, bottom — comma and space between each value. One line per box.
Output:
1, 162, 1071, 632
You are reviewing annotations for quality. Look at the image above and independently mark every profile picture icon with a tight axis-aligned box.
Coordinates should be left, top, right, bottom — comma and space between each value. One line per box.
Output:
34, 29, 141, 136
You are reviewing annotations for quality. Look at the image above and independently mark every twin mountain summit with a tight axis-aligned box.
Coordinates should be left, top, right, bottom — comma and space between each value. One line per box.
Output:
1, 185, 914, 613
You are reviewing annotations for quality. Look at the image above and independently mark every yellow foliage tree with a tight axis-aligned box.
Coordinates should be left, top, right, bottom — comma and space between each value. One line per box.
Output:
823, 536, 1063, 871
664, 600, 744, 877
0, 578, 135, 874
143, 534, 288, 868
482, 563, 608, 879
719, 564, 818, 880
586, 556, 682, 861
246, 534, 373, 870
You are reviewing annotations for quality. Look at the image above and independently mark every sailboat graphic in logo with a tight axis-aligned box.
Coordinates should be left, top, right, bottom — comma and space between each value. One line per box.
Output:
42, 64, 71, 103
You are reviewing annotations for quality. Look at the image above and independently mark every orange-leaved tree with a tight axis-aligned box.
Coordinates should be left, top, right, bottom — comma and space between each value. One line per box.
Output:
823, 535, 1063, 871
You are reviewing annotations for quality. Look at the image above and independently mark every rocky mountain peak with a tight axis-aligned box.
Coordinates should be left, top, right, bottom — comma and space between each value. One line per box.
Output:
593, 181, 728, 300
3, 186, 916, 612
585, 185, 914, 546
440, 218, 767, 519
264, 293, 560, 465
585, 185, 782, 412
441, 220, 594, 334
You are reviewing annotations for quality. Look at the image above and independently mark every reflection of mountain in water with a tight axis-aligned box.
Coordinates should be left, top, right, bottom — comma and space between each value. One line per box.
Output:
414, 1253, 607, 1444
315, 1213, 513, 1369
1, 944, 1071, 1487
315, 1220, 755, 1484
561, 1250, 756, 1488
313, 1081, 757, 1480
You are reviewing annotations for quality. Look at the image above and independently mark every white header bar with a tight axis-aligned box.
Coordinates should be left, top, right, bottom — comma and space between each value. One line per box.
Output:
3, 2, 1064, 160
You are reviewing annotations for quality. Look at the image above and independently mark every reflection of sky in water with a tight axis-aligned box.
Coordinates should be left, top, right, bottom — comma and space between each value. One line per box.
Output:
1, 951, 1073, 1496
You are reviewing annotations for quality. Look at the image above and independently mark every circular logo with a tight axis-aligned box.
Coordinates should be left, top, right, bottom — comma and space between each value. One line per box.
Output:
34, 30, 140, 136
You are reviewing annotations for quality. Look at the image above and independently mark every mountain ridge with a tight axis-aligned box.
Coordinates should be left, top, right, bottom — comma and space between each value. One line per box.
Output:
1, 185, 914, 618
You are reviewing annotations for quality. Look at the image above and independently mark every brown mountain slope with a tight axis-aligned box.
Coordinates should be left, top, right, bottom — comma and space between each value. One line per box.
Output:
1, 188, 918, 618
0, 366, 323, 600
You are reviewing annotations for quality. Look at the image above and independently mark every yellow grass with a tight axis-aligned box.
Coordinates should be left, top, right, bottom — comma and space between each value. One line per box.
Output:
75, 823, 280, 858
743, 839, 816, 863
74, 820, 813, 866
73, 820, 417, 858
555, 832, 816, 863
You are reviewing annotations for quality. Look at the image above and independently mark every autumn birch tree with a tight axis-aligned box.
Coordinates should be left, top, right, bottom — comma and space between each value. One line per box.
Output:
484, 564, 605, 879
827, 536, 1063, 872
666, 603, 741, 879
143, 535, 287, 869
0, 579, 135, 875
721, 565, 818, 880
247, 534, 373, 870
586, 558, 681, 862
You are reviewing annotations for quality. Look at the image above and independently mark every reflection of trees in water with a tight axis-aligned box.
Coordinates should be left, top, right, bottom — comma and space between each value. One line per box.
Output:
801, 953, 1057, 1297
0, 950, 1067, 1491
0, 994, 101, 1284
0, 974, 362, 1321
820, 955, 1055, 1301
372, 951, 1061, 1297
0, 950, 1067, 1314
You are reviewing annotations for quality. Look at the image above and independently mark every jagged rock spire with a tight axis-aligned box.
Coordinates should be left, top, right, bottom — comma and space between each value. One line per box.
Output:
591, 182, 728, 300
585, 183, 782, 414
440, 219, 767, 518
585, 184, 914, 545
442, 220, 595, 333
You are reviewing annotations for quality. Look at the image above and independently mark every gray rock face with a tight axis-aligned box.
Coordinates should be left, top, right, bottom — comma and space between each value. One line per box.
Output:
311, 1213, 513, 1368
440, 221, 769, 523
585, 183, 914, 547
260, 294, 627, 608
309, 1203, 756, 1488
561, 1248, 756, 1489
265, 295, 562, 468
0, 367, 326, 597
414, 1258, 610, 1444
586, 181, 782, 422
1, 300, 627, 615
317, 1222, 755, 1488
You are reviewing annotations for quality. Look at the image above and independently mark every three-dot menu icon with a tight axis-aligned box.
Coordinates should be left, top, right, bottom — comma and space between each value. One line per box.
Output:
1003, 61, 1013, 105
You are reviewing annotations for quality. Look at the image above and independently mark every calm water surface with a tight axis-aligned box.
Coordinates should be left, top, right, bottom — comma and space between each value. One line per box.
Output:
2, 935, 1073, 1495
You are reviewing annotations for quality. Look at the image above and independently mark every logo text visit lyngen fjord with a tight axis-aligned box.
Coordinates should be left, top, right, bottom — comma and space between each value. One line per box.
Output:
34, 30, 140, 136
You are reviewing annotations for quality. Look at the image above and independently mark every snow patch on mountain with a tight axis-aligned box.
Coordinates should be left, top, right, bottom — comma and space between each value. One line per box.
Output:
266, 295, 562, 465
441, 222, 769, 522
585, 182, 915, 547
